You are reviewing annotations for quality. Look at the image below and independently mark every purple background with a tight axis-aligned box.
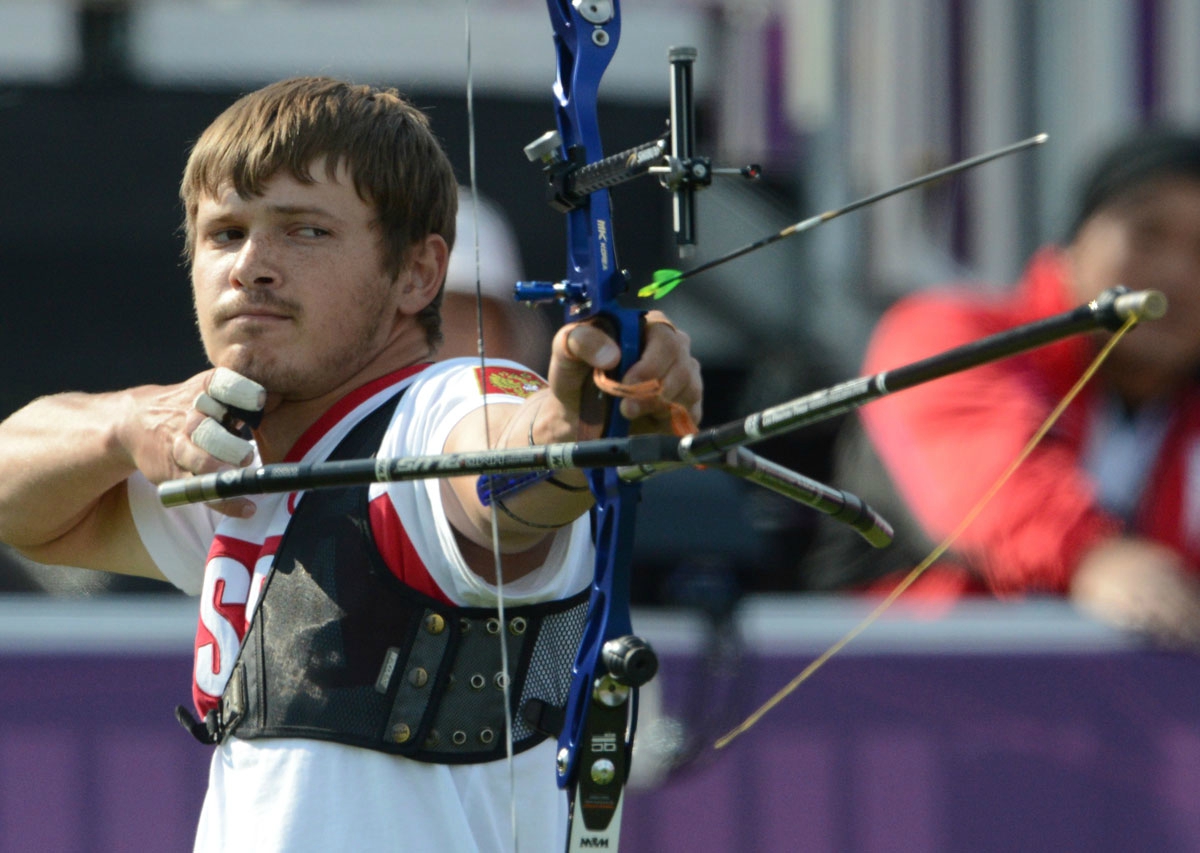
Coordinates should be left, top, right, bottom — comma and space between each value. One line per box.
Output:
3, 615, 1200, 852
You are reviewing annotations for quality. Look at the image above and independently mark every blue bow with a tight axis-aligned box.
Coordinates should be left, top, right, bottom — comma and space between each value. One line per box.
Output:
529, 3, 646, 848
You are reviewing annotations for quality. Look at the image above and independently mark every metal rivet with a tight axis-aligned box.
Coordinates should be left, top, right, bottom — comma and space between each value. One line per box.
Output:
469, 673, 486, 690
452, 730, 468, 746
494, 672, 510, 690
408, 667, 428, 688
390, 723, 411, 744
485, 617, 501, 635
460, 618, 472, 634
424, 729, 441, 748
593, 674, 629, 707
591, 758, 616, 785
509, 616, 527, 636
592, 28, 609, 46
424, 613, 445, 634
479, 727, 495, 745
556, 748, 569, 773
446, 673, 457, 690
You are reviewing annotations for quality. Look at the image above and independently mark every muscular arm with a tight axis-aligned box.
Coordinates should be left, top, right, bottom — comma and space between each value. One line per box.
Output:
0, 372, 257, 579
0, 391, 159, 577
442, 313, 702, 582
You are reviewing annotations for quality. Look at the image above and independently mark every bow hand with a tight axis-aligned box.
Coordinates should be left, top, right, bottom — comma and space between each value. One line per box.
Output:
545, 313, 703, 439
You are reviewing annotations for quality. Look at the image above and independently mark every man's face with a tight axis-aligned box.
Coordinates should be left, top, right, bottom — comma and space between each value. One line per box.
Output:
190, 163, 405, 400
1068, 176, 1200, 389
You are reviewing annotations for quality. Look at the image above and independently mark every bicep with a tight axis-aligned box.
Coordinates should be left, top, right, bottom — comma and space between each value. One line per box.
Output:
441, 404, 539, 546
16, 481, 166, 582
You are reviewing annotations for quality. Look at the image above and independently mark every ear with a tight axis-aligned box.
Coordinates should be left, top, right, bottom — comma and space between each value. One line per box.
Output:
396, 233, 449, 313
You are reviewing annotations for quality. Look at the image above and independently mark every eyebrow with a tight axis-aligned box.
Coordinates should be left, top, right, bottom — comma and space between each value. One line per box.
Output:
264, 204, 343, 220
197, 203, 347, 225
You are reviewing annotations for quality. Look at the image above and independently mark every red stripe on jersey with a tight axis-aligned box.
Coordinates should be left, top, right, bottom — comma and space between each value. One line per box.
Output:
260, 535, 283, 559
207, 534, 264, 569
284, 363, 432, 463
368, 493, 453, 606
202, 534, 262, 643
194, 678, 219, 717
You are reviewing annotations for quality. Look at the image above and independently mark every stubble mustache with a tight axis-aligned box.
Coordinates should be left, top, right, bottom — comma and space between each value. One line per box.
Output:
211, 293, 302, 325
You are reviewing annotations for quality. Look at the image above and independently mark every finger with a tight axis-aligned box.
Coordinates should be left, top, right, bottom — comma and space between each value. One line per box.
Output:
208, 368, 266, 413
169, 432, 257, 519
648, 352, 702, 409
622, 324, 674, 379
619, 399, 670, 427
210, 497, 258, 520
620, 325, 702, 422
192, 417, 255, 466
622, 316, 693, 387
193, 392, 228, 421
560, 323, 621, 370
548, 323, 620, 421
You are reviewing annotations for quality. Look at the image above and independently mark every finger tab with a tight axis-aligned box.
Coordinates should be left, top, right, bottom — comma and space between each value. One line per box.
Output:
209, 367, 266, 412
193, 392, 228, 421
192, 417, 254, 466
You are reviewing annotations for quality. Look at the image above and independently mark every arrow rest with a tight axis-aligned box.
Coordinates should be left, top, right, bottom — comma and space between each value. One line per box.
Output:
517, 39, 758, 312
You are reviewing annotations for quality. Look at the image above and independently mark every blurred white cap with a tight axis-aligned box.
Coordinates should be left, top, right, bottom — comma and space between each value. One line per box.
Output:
444, 188, 522, 302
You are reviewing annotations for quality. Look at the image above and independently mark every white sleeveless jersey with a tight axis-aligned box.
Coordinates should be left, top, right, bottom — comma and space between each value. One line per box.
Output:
128, 358, 593, 853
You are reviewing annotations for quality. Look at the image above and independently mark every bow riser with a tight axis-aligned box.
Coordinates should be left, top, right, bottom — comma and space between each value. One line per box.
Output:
543, 3, 653, 849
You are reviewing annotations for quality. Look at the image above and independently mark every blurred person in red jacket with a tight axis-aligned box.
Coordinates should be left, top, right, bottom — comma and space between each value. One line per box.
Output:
811, 128, 1200, 647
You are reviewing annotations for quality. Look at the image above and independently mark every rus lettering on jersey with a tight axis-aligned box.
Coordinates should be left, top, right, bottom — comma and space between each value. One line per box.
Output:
193, 536, 260, 707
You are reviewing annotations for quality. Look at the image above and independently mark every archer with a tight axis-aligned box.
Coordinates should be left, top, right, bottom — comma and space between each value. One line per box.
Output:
0, 76, 700, 853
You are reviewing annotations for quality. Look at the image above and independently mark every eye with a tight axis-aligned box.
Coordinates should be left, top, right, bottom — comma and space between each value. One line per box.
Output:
209, 228, 244, 246
293, 226, 331, 238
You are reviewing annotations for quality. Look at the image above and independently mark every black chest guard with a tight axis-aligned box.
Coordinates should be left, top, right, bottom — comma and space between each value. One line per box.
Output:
202, 392, 589, 764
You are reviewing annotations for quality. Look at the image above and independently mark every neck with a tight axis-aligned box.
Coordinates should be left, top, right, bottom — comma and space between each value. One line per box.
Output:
250, 338, 431, 463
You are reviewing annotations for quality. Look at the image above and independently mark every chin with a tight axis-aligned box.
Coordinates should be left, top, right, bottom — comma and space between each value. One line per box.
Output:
215, 349, 282, 391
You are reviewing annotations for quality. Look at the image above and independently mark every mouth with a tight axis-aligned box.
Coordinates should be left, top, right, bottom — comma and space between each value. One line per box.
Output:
216, 302, 296, 326
227, 311, 290, 323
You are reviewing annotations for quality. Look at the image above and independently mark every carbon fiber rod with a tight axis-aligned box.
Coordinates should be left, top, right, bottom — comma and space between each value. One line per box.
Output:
159, 287, 1163, 508
159, 435, 680, 506
675, 287, 1165, 462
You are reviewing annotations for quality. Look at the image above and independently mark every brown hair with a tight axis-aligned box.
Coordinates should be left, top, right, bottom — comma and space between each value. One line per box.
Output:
180, 76, 458, 347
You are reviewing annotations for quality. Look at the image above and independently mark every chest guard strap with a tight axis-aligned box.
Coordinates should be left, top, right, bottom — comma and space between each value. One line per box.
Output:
204, 392, 590, 763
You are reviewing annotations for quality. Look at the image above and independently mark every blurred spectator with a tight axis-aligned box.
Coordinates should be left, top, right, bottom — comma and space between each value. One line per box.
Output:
438, 187, 552, 372
805, 128, 1200, 648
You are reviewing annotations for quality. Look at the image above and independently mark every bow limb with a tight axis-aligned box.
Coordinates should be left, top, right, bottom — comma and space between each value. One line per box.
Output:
538, 3, 652, 850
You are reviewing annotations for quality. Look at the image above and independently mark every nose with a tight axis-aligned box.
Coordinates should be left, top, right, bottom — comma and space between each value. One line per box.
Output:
229, 235, 281, 290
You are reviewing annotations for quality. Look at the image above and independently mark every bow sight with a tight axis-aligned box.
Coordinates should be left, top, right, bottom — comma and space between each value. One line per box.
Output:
516, 42, 760, 312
